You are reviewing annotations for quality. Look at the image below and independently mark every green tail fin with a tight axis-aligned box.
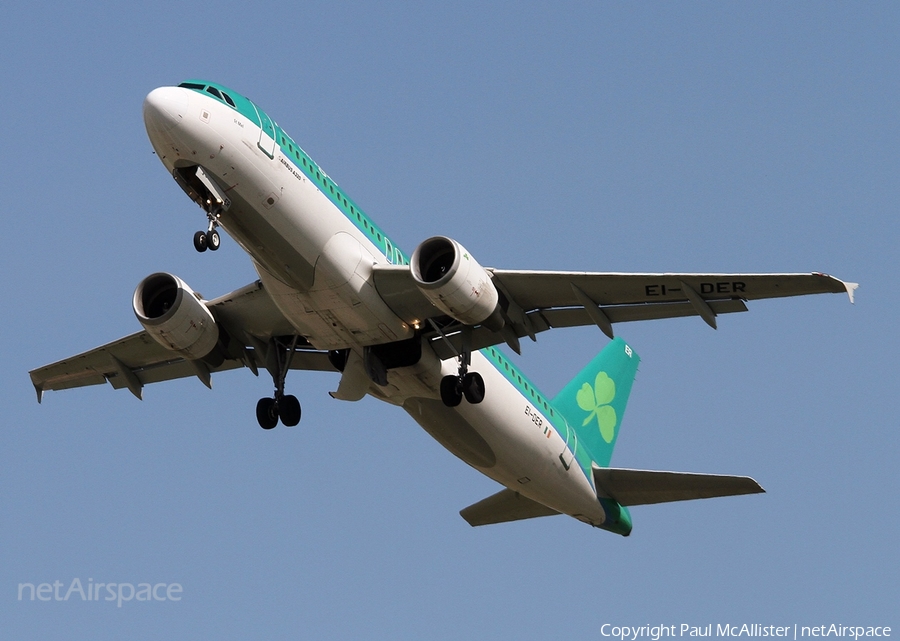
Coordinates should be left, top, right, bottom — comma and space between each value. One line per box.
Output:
551, 337, 640, 468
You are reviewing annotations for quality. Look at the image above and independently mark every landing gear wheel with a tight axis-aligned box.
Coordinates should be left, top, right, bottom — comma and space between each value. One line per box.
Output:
256, 397, 278, 430
462, 372, 485, 404
207, 229, 221, 251
279, 394, 302, 427
193, 231, 208, 252
440, 375, 463, 407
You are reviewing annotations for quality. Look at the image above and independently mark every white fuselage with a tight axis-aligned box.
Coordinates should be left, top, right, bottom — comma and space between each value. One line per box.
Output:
143, 86, 607, 526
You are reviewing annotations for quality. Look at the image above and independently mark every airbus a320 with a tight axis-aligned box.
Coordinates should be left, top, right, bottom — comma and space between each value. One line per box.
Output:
30, 81, 858, 535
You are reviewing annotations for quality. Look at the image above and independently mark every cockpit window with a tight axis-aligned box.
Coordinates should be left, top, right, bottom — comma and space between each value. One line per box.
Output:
177, 81, 238, 111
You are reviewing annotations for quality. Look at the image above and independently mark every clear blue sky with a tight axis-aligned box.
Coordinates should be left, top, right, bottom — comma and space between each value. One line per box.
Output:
2, 2, 896, 638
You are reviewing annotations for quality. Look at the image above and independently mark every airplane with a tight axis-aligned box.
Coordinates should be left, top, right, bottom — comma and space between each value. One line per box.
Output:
29, 80, 858, 535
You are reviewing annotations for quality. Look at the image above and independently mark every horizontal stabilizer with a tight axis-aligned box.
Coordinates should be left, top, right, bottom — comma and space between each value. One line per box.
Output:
460, 489, 561, 527
592, 467, 764, 506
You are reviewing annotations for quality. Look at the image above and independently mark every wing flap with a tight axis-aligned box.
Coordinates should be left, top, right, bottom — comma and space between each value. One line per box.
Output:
460, 488, 561, 527
592, 467, 765, 506
425, 299, 749, 360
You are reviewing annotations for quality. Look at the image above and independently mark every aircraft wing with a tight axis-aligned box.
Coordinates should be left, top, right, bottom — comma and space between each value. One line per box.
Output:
29, 280, 335, 402
372, 266, 857, 358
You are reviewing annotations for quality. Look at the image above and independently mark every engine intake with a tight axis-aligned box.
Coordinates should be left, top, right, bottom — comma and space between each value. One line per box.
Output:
133, 273, 219, 360
410, 236, 502, 327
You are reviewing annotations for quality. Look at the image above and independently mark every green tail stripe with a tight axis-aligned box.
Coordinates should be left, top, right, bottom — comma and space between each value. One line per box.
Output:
551, 337, 640, 468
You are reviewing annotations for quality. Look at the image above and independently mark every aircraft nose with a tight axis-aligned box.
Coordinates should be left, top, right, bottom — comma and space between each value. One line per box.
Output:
143, 86, 189, 133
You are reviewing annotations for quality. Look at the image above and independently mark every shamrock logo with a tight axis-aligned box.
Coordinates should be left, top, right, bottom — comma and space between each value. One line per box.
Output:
576, 372, 617, 443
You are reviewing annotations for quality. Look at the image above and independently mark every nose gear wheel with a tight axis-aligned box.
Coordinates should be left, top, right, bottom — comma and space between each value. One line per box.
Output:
193, 207, 222, 253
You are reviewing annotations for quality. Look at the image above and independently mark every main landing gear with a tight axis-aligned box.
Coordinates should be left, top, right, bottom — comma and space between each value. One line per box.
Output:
256, 394, 301, 430
257, 337, 302, 429
431, 323, 485, 408
439, 347, 485, 408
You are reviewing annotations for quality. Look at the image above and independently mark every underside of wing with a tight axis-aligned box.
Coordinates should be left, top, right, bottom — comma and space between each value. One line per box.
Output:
30, 280, 336, 402
490, 270, 856, 310
372, 264, 857, 359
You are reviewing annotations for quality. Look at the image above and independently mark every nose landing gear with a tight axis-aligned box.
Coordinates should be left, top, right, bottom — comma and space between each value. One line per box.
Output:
193, 217, 221, 253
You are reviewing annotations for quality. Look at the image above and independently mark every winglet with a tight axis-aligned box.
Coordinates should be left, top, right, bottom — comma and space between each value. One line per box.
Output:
31, 376, 44, 404
844, 281, 859, 304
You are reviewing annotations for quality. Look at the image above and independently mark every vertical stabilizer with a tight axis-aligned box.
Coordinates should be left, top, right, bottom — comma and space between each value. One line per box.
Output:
552, 337, 640, 468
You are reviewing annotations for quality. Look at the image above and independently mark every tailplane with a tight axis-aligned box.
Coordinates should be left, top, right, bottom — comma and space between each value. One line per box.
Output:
553, 339, 764, 538
592, 467, 764, 506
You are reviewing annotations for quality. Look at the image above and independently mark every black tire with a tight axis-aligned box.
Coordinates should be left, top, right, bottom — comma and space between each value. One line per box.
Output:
256, 397, 278, 429
193, 231, 208, 252
440, 375, 463, 407
462, 372, 485, 404
207, 229, 221, 251
279, 394, 302, 427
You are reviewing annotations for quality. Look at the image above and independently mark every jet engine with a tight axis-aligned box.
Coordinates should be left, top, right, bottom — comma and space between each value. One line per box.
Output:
410, 236, 503, 328
133, 272, 219, 360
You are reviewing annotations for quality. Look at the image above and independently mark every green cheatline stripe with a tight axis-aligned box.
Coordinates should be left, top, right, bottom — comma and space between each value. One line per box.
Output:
482, 345, 594, 479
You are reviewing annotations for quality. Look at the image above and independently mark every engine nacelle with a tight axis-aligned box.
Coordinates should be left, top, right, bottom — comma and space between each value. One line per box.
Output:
133, 272, 219, 360
410, 236, 502, 327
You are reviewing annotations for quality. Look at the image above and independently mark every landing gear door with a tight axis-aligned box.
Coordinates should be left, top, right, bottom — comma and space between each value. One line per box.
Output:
250, 99, 278, 159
